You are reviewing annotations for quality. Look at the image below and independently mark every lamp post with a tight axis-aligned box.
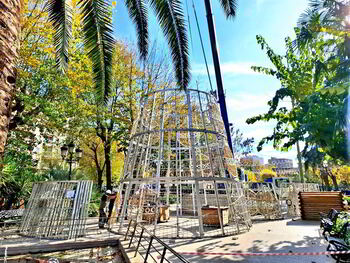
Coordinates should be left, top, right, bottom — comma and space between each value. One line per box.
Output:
60, 142, 83, 180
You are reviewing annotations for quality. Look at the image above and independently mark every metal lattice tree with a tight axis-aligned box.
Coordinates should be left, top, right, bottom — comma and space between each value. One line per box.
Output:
116, 87, 251, 238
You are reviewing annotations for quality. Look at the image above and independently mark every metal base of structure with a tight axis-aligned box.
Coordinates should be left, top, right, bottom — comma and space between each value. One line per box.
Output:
116, 87, 251, 238
244, 183, 320, 219
20, 181, 93, 240
116, 178, 251, 238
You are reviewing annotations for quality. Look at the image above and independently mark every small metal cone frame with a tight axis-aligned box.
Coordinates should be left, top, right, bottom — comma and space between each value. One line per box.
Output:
20, 181, 93, 240
116, 87, 252, 238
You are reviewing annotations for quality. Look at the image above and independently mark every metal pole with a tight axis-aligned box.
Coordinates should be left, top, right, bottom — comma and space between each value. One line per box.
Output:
204, 0, 233, 154
160, 247, 167, 263
68, 158, 72, 181
135, 228, 144, 257
144, 236, 154, 263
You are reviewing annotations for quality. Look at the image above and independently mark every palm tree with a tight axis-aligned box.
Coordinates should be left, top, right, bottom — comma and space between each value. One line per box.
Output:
0, 0, 237, 156
0, 0, 21, 156
295, 0, 350, 94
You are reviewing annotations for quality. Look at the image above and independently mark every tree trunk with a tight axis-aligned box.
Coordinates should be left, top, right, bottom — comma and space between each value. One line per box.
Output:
296, 140, 304, 182
291, 99, 304, 182
0, 0, 21, 156
97, 170, 103, 191
326, 168, 338, 190
104, 141, 112, 190
91, 143, 104, 191
321, 169, 330, 190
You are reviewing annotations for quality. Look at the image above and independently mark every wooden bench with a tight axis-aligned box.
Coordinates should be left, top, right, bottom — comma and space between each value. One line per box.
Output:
299, 192, 344, 220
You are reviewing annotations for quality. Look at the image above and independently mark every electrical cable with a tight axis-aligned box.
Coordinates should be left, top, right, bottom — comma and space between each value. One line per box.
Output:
185, 0, 194, 53
192, 0, 214, 93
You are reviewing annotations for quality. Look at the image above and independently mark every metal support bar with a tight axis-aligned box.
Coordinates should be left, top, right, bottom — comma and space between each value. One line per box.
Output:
213, 180, 225, 235
128, 221, 138, 248
124, 220, 132, 241
204, 0, 233, 154
134, 228, 144, 257
144, 236, 154, 263
160, 247, 167, 263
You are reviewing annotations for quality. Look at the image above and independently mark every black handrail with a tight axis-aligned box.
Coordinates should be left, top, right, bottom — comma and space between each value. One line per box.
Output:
126, 219, 190, 263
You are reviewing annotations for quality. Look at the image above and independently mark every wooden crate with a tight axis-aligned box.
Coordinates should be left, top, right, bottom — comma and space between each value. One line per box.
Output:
142, 206, 170, 222
202, 207, 229, 226
159, 206, 169, 222
299, 192, 344, 220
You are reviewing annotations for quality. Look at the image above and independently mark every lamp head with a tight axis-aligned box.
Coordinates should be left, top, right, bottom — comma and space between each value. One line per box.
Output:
60, 145, 68, 159
68, 142, 75, 154
75, 148, 83, 160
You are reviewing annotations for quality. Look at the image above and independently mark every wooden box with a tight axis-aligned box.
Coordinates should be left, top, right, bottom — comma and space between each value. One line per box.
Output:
142, 206, 170, 222
202, 207, 229, 226
158, 206, 170, 222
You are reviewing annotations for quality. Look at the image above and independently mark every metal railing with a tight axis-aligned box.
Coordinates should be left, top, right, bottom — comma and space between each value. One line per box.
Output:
1, 215, 190, 262
124, 219, 190, 263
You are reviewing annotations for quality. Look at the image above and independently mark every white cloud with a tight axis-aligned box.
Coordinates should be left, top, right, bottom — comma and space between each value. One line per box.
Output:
226, 93, 272, 112
245, 127, 272, 140
192, 62, 258, 76
225, 90, 300, 165
257, 145, 299, 166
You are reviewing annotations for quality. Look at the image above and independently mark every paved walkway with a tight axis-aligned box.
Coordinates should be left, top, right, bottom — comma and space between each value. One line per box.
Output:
160, 218, 332, 263
1, 217, 334, 263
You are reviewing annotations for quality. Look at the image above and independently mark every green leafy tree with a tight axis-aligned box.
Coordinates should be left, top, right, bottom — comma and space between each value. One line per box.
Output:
247, 33, 325, 181
0, 0, 237, 156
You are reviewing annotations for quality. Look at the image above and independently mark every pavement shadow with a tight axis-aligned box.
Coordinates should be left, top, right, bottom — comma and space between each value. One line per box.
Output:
286, 219, 320, 226
170, 236, 331, 263
163, 219, 333, 263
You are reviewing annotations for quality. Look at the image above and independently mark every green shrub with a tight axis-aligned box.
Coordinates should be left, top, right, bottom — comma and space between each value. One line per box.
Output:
88, 185, 102, 217
332, 211, 350, 245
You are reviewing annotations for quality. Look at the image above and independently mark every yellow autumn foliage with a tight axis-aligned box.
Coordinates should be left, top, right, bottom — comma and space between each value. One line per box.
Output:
246, 170, 258, 182
260, 168, 277, 181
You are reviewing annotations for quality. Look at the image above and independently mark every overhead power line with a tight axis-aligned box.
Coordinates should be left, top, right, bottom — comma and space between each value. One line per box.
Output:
192, 0, 214, 93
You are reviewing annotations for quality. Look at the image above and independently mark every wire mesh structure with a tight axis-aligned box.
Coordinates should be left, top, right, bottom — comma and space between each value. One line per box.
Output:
244, 183, 287, 219
116, 87, 251, 238
244, 182, 320, 219
20, 180, 93, 239
283, 183, 320, 217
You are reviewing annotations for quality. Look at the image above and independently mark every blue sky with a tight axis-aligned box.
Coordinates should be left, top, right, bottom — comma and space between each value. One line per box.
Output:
112, 0, 309, 165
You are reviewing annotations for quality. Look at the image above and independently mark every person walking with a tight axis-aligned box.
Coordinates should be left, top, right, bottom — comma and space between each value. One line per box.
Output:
107, 191, 116, 224
98, 190, 111, 229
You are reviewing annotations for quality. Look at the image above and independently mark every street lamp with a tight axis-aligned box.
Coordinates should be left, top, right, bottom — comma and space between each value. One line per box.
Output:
60, 142, 83, 180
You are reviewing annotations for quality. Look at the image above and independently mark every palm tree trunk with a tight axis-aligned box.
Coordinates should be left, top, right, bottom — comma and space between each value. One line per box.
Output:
0, 0, 21, 156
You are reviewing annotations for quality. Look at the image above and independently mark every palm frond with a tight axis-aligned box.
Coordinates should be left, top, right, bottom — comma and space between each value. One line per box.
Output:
218, 0, 237, 19
149, 0, 190, 89
79, 0, 115, 103
298, 7, 320, 28
295, 8, 321, 49
125, 0, 149, 60
47, 0, 72, 71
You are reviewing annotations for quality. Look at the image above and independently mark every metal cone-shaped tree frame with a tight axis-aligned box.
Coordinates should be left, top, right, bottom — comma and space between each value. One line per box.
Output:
117, 87, 251, 238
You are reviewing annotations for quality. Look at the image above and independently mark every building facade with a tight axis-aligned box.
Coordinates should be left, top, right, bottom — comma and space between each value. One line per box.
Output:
268, 157, 298, 176
240, 155, 264, 165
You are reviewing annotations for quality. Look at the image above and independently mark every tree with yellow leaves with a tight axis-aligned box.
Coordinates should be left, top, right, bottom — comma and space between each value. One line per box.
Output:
260, 168, 277, 182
